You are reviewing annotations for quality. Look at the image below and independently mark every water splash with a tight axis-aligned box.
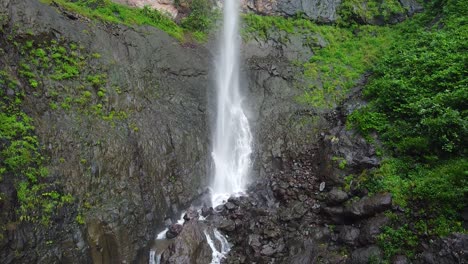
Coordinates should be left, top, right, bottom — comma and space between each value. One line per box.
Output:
204, 229, 231, 264
211, 0, 253, 207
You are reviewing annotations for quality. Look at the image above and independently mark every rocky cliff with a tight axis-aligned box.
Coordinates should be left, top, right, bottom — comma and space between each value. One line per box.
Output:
1, 0, 211, 262
0, 0, 320, 263
112, 0, 423, 24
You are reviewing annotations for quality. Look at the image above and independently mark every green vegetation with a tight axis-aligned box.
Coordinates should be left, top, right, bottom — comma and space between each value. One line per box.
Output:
0, 26, 132, 230
17, 36, 128, 126
244, 0, 467, 260
181, 0, 219, 38
242, 14, 395, 109
338, 0, 405, 26
41, 0, 217, 41
347, 0, 467, 259
377, 224, 419, 259
0, 70, 73, 225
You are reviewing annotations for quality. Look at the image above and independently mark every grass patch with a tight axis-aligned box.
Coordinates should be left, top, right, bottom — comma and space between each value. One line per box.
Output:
41, 0, 217, 42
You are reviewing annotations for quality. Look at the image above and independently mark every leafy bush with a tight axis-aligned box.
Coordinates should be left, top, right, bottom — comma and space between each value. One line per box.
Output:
356, 2, 467, 157
348, 1, 467, 260
378, 225, 419, 259
181, 0, 217, 33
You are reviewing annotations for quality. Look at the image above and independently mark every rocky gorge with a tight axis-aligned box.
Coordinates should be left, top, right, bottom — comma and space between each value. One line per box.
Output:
0, 0, 466, 263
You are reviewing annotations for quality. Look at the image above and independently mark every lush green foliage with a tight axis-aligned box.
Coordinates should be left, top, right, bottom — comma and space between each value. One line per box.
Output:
338, 0, 405, 26
348, 0, 467, 259
378, 224, 419, 259
42, 0, 181, 37
181, 0, 218, 35
42, 0, 216, 41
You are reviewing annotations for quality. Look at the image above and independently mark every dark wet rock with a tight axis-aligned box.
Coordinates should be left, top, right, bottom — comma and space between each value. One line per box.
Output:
166, 224, 183, 239
399, 0, 424, 15
350, 246, 382, 264
248, 234, 262, 249
215, 204, 225, 212
338, 226, 360, 246
260, 244, 276, 256
327, 187, 349, 205
1, 0, 214, 262
201, 207, 214, 218
218, 219, 236, 232
323, 206, 346, 224
359, 214, 390, 244
415, 233, 468, 264
285, 239, 318, 264
263, 227, 281, 239
225, 202, 236, 211
160, 221, 212, 264
312, 226, 332, 242
183, 208, 199, 222
345, 193, 392, 218
164, 218, 173, 227
393, 255, 409, 264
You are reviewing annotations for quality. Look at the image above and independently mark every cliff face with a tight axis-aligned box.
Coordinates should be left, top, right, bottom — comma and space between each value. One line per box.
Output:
111, 0, 423, 24
0, 0, 320, 263
1, 0, 211, 262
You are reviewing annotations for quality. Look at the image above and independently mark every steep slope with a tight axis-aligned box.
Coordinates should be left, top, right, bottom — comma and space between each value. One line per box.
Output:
1, 0, 212, 262
0, 0, 318, 263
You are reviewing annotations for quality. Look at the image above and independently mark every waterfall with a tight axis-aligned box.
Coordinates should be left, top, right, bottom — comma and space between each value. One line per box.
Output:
149, 1, 252, 263
211, 0, 253, 207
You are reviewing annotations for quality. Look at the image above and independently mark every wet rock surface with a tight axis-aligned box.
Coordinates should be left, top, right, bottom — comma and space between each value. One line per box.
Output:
160, 220, 212, 264
0, 0, 321, 262
240, 0, 423, 24
1, 0, 212, 262
0, 1, 464, 264
213, 144, 385, 263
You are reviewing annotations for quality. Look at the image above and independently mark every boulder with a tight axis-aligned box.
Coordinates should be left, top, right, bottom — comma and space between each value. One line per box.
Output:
338, 226, 360, 246
327, 187, 349, 205
359, 214, 390, 244
225, 202, 237, 211
286, 239, 318, 264
160, 221, 212, 264
218, 219, 236, 232
201, 207, 214, 218
416, 233, 468, 263
392, 255, 409, 264
345, 193, 392, 218
260, 244, 276, 256
350, 246, 382, 264
166, 224, 183, 239
183, 208, 199, 222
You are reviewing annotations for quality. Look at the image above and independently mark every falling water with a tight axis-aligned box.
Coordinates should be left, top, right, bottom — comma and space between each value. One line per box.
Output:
211, 0, 253, 207
149, 1, 252, 263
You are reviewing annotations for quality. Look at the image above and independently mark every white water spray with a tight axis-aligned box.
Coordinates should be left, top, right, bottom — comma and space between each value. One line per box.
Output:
211, 0, 253, 207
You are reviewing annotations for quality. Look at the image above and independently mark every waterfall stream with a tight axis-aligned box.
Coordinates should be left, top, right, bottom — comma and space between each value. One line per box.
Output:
150, 1, 251, 263
211, 0, 253, 208
207, 0, 252, 262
